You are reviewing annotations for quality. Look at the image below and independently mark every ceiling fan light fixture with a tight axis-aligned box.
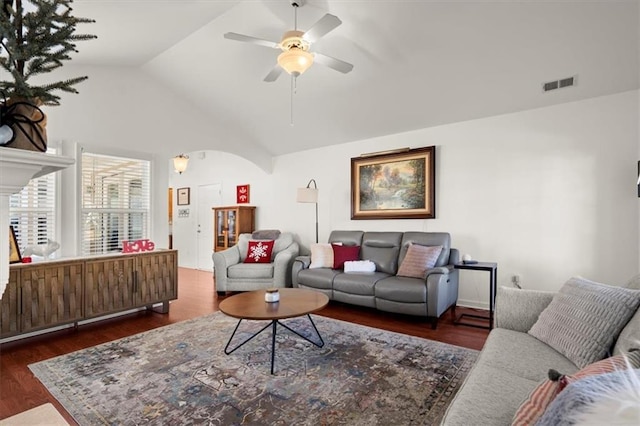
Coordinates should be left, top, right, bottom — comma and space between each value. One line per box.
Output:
278, 47, 314, 76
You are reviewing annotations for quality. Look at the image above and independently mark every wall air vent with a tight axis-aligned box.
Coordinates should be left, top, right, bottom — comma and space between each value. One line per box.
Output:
542, 75, 577, 92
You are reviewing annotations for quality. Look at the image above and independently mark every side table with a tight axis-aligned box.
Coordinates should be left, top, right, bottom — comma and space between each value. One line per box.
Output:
453, 262, 497, 330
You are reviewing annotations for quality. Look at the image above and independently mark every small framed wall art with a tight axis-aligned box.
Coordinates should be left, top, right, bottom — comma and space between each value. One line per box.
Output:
236, 184, 250, 204
177, 187, 190, 206
9, 226, 21, 263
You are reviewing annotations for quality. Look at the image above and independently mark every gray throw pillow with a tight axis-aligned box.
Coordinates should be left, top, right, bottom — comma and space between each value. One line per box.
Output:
528, 276, 640, 368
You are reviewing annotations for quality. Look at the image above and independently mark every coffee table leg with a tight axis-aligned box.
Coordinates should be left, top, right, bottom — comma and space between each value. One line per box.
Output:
224, 315, 324, 375
224, 319, 273, 355
270, 320, 277, 375
277, 314, 325, 348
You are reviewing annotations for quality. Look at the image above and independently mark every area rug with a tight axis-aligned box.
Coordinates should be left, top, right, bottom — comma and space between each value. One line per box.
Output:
29, 312, 478, 425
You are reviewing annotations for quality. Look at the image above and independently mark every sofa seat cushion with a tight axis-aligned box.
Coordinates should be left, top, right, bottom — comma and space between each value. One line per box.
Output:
296, 268, 341, 290
374, 276, 427, 303
228, 263, 274, 279
333, 272, 390, 296
442, 361, 540, 426
480, 329, 578, 381
442, 329, 578, 426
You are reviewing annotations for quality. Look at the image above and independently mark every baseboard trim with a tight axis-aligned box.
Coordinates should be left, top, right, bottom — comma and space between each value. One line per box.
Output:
456, 299, 489, 311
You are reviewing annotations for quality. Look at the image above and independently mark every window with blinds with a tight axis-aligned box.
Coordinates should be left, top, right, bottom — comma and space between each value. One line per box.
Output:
9, 171, 57, 251
81, 152, 151, 255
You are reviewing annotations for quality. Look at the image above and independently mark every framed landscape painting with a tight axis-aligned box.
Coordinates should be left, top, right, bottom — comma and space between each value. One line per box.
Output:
351, 146, 435, 219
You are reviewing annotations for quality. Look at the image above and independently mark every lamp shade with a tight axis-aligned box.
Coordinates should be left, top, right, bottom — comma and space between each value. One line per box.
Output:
297, 187, 318, 203
173, 154, 189, 174
278, 48, 313, 76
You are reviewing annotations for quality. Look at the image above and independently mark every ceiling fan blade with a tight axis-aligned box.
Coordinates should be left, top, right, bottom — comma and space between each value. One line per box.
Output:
264, 65, 284, 82
303, 14, 342, 43
223, 32, 280, 49
313, 52, 354, 74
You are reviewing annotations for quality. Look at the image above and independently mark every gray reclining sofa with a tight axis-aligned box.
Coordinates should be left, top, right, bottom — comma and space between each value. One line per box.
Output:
292, 230, 460, 328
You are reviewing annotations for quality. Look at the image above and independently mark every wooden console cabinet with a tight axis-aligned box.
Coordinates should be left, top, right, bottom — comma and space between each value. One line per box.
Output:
0, 250, 177, 340
213, 205, 255, 252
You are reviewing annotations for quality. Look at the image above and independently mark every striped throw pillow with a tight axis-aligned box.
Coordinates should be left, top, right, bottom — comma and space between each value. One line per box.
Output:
512, 350, 640, 426
396, 243, 442, 279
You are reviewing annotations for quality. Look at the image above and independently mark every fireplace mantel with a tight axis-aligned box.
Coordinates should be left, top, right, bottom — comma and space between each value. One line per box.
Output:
0, 147, 75, 297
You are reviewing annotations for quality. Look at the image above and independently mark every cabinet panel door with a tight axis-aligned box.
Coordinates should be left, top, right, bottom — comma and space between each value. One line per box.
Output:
214, 209, 227, 251
0, 269, 20, 338
85, 257, 135, 317
136, 251, 178, 305
20, 262, 84, 333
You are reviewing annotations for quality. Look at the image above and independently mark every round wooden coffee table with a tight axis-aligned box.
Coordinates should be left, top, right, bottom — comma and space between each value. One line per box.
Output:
219, 288, 329, 374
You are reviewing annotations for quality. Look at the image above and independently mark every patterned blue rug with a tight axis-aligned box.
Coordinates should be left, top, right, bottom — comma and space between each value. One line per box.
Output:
29, 312, 477, 425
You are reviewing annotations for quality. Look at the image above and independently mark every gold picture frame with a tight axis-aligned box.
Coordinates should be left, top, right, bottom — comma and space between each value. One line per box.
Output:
351, 146, 436, 219
9, 226, 21, 263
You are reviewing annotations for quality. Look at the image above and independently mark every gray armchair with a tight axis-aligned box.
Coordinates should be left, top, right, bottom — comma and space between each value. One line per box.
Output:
213, 232, 299, 295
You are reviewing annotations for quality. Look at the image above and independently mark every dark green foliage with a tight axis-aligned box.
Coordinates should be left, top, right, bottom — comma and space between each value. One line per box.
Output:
0, 0, 95, 105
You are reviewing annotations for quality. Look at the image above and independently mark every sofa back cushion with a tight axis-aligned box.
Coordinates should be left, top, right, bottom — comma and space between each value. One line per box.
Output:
361, 232, 403, 274
399, 232, 451, 267
328, 230, 363, 247
528, 276, 640, 368
237, 232, 294, 261
613, 276, 640, 355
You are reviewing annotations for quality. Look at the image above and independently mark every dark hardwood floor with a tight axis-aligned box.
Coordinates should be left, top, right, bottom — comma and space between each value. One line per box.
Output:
0, 268, 489, 422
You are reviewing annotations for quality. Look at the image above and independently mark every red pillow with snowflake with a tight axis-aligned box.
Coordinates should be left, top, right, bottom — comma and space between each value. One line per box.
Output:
244, 240, 275, 263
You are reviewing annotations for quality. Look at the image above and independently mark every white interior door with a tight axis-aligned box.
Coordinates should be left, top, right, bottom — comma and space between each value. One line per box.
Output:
197, 183, 222, 271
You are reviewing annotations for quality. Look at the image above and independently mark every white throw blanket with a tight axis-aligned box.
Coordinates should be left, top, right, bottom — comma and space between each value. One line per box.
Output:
344, 260, 376, 273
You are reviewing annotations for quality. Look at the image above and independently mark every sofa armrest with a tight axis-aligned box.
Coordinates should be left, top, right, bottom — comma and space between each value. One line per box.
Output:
494, 286, 556, 332
425, 266, 459, 317
273, 242, 300, 287
212, 247, 241, 291
425, 266, 450, 277
291, 255, 311, 288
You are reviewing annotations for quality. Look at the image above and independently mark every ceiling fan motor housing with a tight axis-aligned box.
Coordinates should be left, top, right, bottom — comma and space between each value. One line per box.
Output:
280, 30, 310, 51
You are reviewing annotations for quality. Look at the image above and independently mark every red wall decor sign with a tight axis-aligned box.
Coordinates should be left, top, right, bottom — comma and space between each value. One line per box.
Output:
236, 184, 250, 204
123, 239, 155, 253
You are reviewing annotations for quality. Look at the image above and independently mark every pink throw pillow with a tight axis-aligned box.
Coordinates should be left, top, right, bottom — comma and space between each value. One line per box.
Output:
396, 244, 443, 278
512, 350, 640, 426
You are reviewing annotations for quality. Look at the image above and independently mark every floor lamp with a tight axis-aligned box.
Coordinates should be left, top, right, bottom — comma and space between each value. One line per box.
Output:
297, 179, 319, 243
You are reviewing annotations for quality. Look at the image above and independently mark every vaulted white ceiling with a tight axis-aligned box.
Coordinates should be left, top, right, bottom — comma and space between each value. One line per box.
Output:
72, 0, 639, 159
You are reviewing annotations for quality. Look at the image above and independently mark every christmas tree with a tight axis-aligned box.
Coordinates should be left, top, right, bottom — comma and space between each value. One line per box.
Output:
0, 0, 96, 105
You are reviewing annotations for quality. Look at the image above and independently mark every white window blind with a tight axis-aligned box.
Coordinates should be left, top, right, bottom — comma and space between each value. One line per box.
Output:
81, 152, 150, 255
9, 170, 57, 251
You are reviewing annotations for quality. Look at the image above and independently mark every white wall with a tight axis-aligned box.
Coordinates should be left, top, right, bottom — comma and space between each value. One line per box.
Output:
167, 90, 638, 308
47, 64, 638, 309
268, 90, 638, 307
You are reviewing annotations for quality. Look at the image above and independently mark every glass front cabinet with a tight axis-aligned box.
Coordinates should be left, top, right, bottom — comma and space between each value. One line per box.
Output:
213, 205, 256, 252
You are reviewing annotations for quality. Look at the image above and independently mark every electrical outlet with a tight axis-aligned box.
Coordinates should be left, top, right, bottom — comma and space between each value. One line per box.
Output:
511, 274, 522, 289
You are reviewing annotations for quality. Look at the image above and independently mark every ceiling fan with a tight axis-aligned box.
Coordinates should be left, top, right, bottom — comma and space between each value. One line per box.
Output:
224, 0, 354, 82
